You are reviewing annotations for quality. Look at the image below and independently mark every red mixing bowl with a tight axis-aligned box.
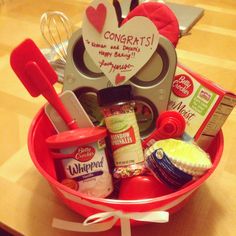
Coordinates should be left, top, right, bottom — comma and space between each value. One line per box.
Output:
28, 107, 224, 225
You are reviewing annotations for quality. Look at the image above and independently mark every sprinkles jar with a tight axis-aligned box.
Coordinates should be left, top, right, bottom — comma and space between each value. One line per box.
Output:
97, 85, 145, 178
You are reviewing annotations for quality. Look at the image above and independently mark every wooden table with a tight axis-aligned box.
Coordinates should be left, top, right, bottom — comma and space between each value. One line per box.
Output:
1, 0, 236, 235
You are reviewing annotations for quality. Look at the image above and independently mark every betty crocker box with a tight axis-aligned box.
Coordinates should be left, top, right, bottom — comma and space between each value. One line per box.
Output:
168, 63, 236, 150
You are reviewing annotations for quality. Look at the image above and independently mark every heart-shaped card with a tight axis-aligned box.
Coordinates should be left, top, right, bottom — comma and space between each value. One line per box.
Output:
82, 0, 159, 86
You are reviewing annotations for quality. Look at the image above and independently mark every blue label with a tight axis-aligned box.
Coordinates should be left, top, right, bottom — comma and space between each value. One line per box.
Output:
146, 148, 193, 189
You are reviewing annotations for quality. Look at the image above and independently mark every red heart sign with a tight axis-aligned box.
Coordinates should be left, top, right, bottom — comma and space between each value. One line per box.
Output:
86, 3, 107, 33
115, 73, 126, 85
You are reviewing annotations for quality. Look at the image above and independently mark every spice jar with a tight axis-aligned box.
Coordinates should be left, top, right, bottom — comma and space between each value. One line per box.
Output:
97, 85, 145, 178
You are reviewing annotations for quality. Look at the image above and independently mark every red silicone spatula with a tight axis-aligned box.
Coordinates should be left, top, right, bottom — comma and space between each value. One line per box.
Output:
10, 38, 78, 130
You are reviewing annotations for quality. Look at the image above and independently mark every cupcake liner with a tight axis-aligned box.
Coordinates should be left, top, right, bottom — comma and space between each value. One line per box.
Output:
148, 139, 212, 176
145, 148, 193, 189
144, 139, 213, 189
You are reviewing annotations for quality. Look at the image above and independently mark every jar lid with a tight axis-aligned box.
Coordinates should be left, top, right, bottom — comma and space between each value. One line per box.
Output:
46, 127, 107, 149
97, 85, 133, 107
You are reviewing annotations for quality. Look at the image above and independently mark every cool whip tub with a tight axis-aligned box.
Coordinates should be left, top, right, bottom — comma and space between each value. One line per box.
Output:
46, 127, 113, 198
168, 64, 236, 149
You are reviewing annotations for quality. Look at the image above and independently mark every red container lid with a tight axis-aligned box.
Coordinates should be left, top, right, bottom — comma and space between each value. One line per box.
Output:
46, 127, 107, 149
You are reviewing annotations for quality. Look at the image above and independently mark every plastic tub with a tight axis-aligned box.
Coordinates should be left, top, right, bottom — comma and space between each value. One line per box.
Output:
28, 107, 224, 225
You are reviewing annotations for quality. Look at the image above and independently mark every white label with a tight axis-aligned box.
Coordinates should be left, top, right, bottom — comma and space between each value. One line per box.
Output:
61, 141, 113, 198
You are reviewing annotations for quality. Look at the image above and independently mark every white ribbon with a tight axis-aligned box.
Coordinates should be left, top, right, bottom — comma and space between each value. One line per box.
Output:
53, 210, 169, 236
52, 188, 195, 236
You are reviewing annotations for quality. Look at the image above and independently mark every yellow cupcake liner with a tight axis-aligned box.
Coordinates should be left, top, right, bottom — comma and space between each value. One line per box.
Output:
145, 139, 212, 177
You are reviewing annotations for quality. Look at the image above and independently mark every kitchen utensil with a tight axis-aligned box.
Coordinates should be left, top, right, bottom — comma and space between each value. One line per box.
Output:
45, 90, 94, 133
40, 11, 73, 63
122, 1, 179, 47
64, 30, 177, 136
142, 111, 186, 149
10, 38, 78, 130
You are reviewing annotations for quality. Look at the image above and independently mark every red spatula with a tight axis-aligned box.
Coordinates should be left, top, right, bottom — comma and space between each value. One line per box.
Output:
10, 39, 78, 130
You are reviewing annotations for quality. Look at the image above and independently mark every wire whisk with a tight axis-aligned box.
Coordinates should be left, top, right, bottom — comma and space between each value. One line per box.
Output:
40, 11, 73, 63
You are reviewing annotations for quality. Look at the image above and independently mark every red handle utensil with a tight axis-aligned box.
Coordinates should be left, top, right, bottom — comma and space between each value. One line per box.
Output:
142, 111, 186, 149
10, 39, 78, 130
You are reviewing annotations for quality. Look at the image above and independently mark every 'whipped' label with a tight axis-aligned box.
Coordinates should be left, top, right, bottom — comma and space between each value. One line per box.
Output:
60, 140, 113, 198
67, 156, 104, 176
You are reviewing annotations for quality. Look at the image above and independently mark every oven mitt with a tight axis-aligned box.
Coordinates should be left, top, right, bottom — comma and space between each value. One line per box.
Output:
122, 2, 180, 47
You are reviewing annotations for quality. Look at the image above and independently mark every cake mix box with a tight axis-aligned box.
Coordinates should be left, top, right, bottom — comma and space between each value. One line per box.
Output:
168, 64, 236, 150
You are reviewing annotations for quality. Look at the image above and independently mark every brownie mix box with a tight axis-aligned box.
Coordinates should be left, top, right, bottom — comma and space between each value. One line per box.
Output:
168, 64, 236, 150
